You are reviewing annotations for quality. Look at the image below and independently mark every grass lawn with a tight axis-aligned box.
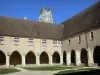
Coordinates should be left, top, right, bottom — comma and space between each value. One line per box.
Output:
24, 66, 77, 71
54, 67, 100, 75
0, 68, 20, 74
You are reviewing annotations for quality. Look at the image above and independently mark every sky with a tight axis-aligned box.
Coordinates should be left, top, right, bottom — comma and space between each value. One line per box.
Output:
0, 0, 99, 24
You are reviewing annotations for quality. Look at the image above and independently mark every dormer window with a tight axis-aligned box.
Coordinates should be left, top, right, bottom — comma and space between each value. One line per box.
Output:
28, 38, 34, 46
90, 32, 94, 41
78, 36, 81, 44
68, 39, 71, 45
0, 37, 4, 45
42, 39, 46, 47
14, 37, 19, 45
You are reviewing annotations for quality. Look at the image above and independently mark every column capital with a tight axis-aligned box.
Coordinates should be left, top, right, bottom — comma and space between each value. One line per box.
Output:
37, 52, 40, 56
22, 53, 26, 56
50, 53, 52, 56
7, 52, 10, 56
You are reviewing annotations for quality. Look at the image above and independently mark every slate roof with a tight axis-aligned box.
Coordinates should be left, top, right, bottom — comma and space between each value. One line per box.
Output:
0, 16, 64, 39
62, 1, 100, 38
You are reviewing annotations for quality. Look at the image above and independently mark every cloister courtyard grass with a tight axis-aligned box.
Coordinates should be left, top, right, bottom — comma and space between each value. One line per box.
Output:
0, 68, 20, 74
0, 66, 100, 75
23, 66, 77, 71
54, 67, 100, 75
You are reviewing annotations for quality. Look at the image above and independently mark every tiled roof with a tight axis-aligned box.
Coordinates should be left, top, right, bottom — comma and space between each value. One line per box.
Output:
62, 1, 100, 38
0, 16, 63, 39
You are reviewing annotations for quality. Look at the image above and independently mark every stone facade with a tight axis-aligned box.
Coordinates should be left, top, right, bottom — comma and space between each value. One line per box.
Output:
62, 28, 100, 66
0, 36, 62, 68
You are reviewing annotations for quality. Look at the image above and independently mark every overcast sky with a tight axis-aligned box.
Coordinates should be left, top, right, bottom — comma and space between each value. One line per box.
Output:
0, 0, 99, 24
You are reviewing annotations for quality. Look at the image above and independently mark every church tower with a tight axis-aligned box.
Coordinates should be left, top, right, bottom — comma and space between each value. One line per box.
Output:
24, 13, 27, 20
39, 7, 53, 23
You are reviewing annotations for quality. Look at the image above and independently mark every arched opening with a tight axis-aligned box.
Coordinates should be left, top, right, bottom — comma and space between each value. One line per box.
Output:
71, 50, 76, 65
10, 51, 22, 66
0, 51, 6, 65
40, 51, 49, 64
93, 46, 100, 66
63, 51, 66, 65
25, 51, 36, 64
81, 48, 88, 66
52, 51, 60, 63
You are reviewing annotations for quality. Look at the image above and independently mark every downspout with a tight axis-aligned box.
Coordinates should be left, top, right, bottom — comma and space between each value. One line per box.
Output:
85, 32, 88, 49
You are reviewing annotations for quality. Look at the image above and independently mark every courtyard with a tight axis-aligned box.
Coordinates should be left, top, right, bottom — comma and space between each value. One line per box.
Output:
0, 66, 100, 75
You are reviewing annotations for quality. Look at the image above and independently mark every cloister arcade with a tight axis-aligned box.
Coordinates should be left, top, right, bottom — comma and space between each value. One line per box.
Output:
0, 46, 100, 67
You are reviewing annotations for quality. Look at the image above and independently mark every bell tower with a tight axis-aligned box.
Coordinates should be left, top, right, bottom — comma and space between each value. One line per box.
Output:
39, 6, 53, 23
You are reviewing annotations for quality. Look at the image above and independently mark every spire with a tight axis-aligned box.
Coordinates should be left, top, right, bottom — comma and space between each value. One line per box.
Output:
42, 4, 44, 9
24, 13, 27, 20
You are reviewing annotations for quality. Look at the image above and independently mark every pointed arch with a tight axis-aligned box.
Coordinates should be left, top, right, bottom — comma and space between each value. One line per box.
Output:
52, 51, 60, 63
10, 51, 22, 66
93, 46, 100, 66
63, 51, 66, 65
25, 51, 36, 64
71, 50, 76, 65
0, 50, 6, 65
80, 48, 88, 66
40, 51, 49, 64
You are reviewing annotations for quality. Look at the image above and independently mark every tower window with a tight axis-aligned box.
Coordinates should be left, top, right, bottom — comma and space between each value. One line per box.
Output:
78, 36, 81, 44
90, 32, 94, 41
0, 37, 4, 45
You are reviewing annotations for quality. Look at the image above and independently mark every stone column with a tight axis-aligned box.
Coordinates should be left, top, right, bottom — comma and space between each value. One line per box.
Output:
36, 52, 40, 66
22, 53, 25, 67
88, 48, 94, 66
60, 52, 63, 65
6, 52, 10, 68
66, 51, 71, 66
49, 53, 52, 65
76, 50, 81, 66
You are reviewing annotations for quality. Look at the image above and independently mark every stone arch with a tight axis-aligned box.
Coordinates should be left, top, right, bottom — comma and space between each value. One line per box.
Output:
63, 51, 66, 65
25, 51, 36, 64
0, 50, 6, 65
52, 51, 60, 63
71, 50, 76, 65
40, 51, 49, 64
10, 51, 22, 66
80, 48, 88, 66
93, 46, 100, 66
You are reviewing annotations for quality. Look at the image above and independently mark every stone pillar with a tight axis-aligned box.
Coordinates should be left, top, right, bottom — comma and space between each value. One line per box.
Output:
22, 53, 25, 67
36, 52, 40, 66
60, 52, 63, 65
49, 53, 52, 65
76, 50, 81, 66
66, 51, 71, 66
6, 52, 10, 68
88, 48, 94, 66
